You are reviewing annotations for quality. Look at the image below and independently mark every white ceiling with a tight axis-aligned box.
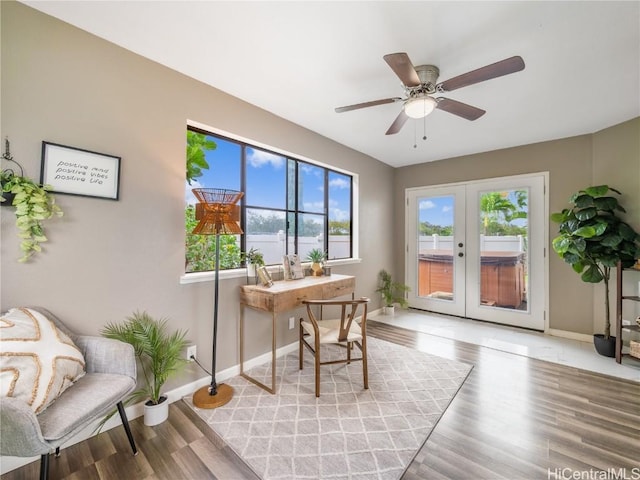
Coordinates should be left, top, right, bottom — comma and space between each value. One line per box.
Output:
22, 1, 640, 168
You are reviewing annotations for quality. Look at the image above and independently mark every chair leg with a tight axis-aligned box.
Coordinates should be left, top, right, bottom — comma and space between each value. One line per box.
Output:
361, 339, 369, 390
314, 338, 321, 397
299, 320, 304, 370
347, 341, 351, 364
39, 454, 49, 480
117, 401, 138, 456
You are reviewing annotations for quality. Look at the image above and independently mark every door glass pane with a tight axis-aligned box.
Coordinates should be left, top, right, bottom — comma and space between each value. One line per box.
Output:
478, 189, 529, 311
417, 195, 455, 302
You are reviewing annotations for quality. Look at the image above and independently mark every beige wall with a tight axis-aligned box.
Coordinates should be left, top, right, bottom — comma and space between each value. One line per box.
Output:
395, 118, 640, 335
2, 2, 639, 365
0, 2, 395, 374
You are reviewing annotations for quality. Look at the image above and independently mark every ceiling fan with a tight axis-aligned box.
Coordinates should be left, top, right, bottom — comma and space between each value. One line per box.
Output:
335, 53, 525, 135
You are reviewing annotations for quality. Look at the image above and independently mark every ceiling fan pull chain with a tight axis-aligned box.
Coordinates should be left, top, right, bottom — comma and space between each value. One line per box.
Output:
413, 121, 417, 148
423, 115, 427, 141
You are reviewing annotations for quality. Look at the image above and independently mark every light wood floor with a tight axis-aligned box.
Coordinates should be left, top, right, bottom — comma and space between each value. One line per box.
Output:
3, 320, 639, 480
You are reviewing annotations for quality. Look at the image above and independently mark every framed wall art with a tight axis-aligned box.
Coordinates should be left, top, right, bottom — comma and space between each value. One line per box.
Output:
40, 141, 121, 200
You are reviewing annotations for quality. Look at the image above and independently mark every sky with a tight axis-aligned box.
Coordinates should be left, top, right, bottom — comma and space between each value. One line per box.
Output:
418, 190, 528, 228
419, 195, 454, 227
185, 134, 351, 222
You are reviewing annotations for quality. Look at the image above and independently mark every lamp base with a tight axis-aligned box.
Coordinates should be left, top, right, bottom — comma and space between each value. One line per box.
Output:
192, 383, 234, 409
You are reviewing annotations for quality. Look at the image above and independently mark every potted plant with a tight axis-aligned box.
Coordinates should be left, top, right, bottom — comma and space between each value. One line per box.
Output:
241, 247, 265, 278
1, 170, 63, 262
551, 185, 640, 357
306, 248, 327, 276
376, 269, 410, 315
101, 311, 189, 426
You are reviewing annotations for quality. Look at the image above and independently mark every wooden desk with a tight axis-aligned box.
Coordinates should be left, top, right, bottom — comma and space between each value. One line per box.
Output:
239, 274, 355, 393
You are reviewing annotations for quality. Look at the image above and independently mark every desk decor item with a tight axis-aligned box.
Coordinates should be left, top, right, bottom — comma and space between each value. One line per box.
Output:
306, 248, 327, 276
283, 253, 304, 279
257, 266, 273, 287
41, 141, 120, 200
191, 188, 244, 409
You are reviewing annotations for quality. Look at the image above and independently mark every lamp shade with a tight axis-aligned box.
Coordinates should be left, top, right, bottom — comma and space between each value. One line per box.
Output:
404, 96, 437, 119
192, 188, 244, 235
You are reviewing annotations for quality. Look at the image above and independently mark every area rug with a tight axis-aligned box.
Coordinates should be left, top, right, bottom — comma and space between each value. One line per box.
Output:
186, 337, 472, 480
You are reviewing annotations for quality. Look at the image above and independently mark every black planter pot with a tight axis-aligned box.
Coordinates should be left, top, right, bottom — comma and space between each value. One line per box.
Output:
593, 334, 616, 357
1, 191, 15, 206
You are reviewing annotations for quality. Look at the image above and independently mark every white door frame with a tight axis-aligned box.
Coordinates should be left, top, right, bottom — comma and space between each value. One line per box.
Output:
405, 172, 549, 331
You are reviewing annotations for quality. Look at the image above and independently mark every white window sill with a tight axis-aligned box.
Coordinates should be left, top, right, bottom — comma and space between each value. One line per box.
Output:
179, 258, 362, 285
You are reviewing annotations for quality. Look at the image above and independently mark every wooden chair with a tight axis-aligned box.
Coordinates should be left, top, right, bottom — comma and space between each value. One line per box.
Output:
299, 297, 370, 397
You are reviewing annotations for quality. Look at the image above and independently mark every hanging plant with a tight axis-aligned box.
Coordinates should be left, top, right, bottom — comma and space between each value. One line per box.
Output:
1, 139, 63, 262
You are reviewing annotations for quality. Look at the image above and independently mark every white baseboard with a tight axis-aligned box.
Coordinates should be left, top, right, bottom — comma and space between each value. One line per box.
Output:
0, 342, 299, 475
546, 328, 593, 343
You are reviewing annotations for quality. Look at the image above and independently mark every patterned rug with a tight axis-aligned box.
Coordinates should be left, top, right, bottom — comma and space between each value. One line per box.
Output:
186, 337, 472, 480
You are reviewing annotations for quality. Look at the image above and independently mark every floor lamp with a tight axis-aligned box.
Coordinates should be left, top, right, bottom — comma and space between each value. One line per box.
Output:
191, 188, 244, 409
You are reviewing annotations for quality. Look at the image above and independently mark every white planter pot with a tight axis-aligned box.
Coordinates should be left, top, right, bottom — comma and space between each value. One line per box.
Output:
144, 396, 169, 426
247, 263, 257, 278
382, 305, 395, 315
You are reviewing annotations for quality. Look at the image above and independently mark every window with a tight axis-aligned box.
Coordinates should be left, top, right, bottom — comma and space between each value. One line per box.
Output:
185, 126, 353, 273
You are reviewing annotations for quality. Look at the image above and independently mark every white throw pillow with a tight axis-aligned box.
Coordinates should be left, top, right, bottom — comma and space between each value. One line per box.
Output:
0, 307, 86, 413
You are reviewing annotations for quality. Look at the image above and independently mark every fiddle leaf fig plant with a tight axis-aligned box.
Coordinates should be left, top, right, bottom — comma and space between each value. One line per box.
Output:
551, 185, 640, 339
1, 171, 63, 262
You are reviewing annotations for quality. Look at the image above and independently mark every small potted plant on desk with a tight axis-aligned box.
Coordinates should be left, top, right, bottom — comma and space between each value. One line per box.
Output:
551, 185, 640, 357
307, 248, 327, 276
102, 311, 189, 426
376, 269, 410, 315
241, 247, 265, 283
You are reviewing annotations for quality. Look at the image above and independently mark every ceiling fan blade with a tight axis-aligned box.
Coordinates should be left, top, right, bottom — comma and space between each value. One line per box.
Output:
385, 110, 409, 135
437, 56, 525, 92
335, 97, 402, 113
383, 53, 420, 87
436, 97, 486, 121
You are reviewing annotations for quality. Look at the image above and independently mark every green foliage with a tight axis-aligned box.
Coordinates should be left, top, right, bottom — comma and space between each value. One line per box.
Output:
186, 131, 216, 185
1, 171, 63, 262
480, 190, 528, 236
102, 311, 189, 405
329, 220, 350, 235
241, 247, 265, 266
551, 185, 640, 338
185, 205, 241, 272
306, 248, 327, 263
420, 221, 453, 236
375, 269, 410, 308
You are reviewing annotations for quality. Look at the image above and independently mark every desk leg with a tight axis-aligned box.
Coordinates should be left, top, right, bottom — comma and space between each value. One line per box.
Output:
239, 305, 277, 394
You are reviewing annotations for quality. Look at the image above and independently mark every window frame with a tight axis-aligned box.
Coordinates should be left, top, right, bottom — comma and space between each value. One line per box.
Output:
182, 122, 359, 283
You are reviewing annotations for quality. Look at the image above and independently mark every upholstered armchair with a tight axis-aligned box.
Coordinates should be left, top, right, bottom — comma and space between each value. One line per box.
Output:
0, 307, 138, 480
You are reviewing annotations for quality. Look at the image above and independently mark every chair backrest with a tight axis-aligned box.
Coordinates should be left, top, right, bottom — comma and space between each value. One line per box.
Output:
304, 297, 370, 342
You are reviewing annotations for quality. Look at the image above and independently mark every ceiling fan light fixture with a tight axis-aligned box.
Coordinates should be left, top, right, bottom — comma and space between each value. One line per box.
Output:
404, 96, 437, 119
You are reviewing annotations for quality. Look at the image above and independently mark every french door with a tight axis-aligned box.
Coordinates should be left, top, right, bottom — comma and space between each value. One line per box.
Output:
406, 173, 547, 331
